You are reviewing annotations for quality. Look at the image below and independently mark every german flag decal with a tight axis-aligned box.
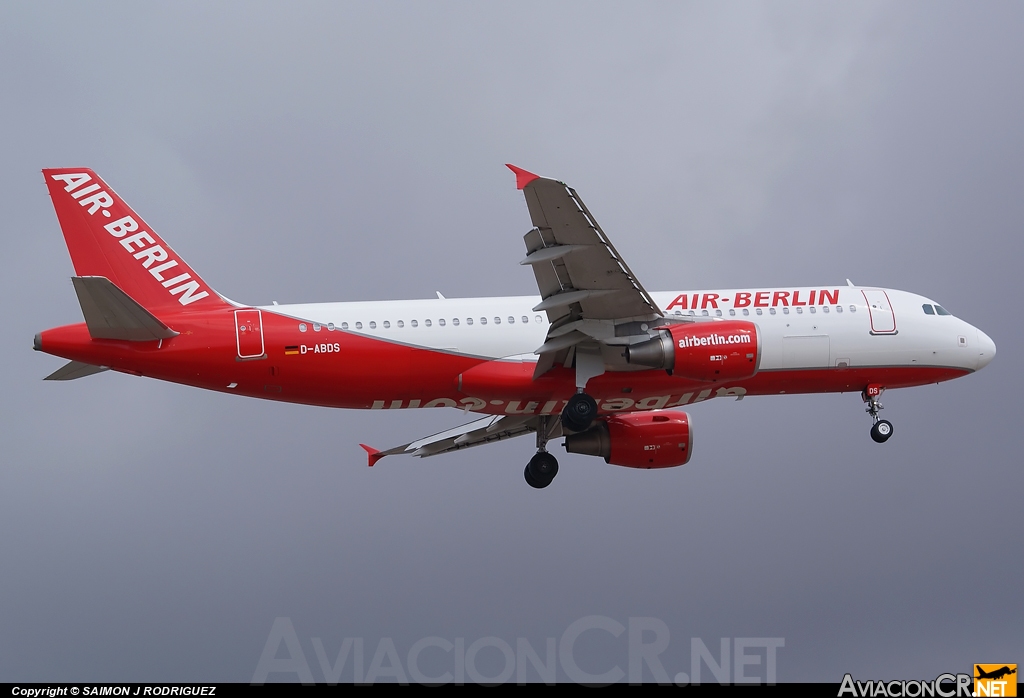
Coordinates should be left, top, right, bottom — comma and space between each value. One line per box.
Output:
284, 345, 300, 356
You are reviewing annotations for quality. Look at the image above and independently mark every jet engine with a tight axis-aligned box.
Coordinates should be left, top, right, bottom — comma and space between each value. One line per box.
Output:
625, 320, 760, 382
563, 411, 693, 468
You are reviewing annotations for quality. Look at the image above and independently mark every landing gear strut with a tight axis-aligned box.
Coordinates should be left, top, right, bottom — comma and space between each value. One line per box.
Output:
525, 416, 559, 489
863, 384, 893, 443
561, 391, 598, 434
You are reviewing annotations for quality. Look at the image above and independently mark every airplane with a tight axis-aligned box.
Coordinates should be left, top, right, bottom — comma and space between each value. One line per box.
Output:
34, 165, 996, 489
975, 666, 1016, 681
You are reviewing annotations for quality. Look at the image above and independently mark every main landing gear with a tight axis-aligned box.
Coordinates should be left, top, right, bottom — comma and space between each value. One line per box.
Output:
560, 391, 598, 433
863, 384, 894, 443
525, 416, 560, 489
525, 451, 558, 489
523, 394, 599, 488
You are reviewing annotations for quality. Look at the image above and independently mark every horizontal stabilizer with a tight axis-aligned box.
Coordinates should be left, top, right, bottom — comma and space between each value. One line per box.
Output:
72, 276, 179, 341
44, 360, 109, 381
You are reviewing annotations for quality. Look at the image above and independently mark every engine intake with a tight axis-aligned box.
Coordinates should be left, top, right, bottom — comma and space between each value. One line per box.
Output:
564, 411, 693, 469
625, 320, 760, 382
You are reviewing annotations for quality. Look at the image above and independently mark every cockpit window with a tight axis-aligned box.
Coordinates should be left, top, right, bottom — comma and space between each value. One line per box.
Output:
922, 304, 935, 315
934, 305, 950, 316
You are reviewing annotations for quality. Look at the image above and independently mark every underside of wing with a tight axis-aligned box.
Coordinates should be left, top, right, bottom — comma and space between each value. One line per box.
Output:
508, 165, 666, 379
359, 414, 563, 466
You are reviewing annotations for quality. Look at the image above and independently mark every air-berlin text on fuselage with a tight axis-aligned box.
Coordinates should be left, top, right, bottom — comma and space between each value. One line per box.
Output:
49, 173, 209, 306
666, 290, 840, 310
678, 333, 752, 348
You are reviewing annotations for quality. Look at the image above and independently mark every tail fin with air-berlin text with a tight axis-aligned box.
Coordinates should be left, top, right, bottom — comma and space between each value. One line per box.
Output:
43, 168, 230, 312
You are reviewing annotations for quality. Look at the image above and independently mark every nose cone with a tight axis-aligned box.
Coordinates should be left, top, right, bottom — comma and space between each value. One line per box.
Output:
976, 329, 996, 370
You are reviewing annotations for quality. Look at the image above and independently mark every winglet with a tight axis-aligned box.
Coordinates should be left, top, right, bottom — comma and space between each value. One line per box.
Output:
359, 443, 386, 467
505, 164, 540, 190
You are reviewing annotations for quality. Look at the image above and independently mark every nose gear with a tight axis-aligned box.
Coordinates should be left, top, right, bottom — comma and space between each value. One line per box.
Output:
862, 385, 893, 443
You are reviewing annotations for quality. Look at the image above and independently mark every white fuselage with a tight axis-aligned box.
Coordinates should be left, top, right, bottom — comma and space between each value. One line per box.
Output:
264, 286, 995, 374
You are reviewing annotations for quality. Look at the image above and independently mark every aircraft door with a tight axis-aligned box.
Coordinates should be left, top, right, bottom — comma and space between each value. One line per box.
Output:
235, 309, 265, 359
861, 290, 897, 335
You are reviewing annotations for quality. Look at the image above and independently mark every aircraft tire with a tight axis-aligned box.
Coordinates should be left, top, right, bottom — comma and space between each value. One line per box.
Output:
525, 452, 559, 488
561, 393, 598, 433
870, 420, 894, 443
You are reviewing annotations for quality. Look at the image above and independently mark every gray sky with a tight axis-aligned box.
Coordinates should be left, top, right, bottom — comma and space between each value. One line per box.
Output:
2, 1, 1020, 683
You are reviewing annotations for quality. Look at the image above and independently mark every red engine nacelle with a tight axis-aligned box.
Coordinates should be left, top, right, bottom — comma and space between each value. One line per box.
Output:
563, 411, 693, 469
625, 320, 760, 382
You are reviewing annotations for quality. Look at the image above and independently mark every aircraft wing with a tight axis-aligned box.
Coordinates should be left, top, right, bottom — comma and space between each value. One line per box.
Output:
359, 414, 561, 466
508, 165, 663, 378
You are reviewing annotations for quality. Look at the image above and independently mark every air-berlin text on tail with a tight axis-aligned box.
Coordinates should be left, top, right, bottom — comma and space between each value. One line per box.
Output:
49, 172, 114, 216
50, 173, 209, 306
667, 289, 841, 310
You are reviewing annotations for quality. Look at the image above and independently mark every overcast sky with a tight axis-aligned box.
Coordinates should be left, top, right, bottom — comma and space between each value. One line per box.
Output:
1, 1, 1020, 683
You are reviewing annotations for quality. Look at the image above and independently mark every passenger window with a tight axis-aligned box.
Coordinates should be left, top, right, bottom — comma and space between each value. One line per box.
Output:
728, 309, 736, 316
383, 321, 390, 329
935, 305, 950, 316
439, 319, 446, 326
822, 306, 829, 313
769, 308, 776, 315
809, 307, 816, 314
355, 322, 362, 330
849, 305, 857, 313
425, 319, 431, 327
299, 323, 307, 332
508, 316, 515, 324
480, 317, 487, 325
836, 306, 842, 313
715, 309, 723, 317
782, 307, 789, 315
756, 309, 763, 316
341, 322, 349, 330
742, 309, 749, 316
313, 323, 321, 332
494, 317, 500, 324
674, 310, 682, 316
327, 323, 335, 331
452, 318, 459, 326
701, 310, 709, 316
688, 310, 696, 316
796, 307, 803, 314
522, 316, 529, 323
369, 321, 377, 329
922, 304, 934, 315
535, 315, 543, 323
410, 320, 417, 327
467, 318, 473, 325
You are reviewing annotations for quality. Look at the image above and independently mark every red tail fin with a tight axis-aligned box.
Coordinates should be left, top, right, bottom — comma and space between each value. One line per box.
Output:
43, 168, 229, 312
